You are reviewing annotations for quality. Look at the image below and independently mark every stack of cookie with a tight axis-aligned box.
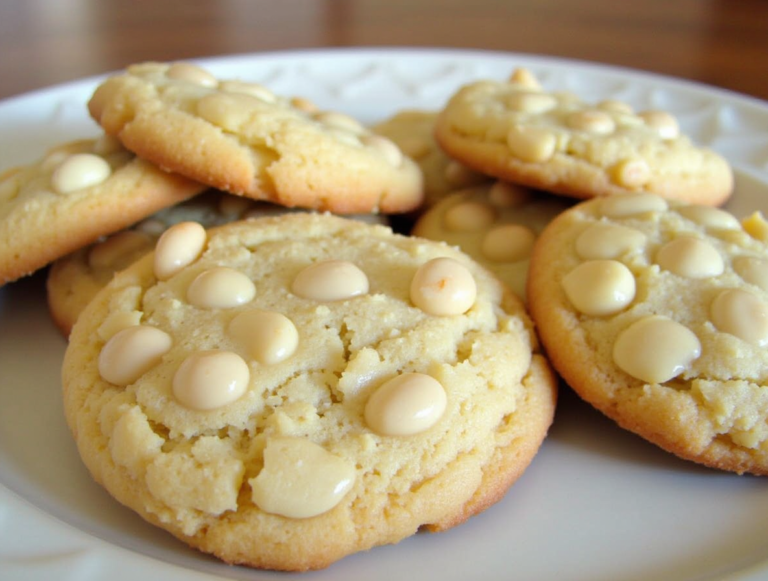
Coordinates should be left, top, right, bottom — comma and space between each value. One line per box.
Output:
0, 61, 561, 570
377, 68, 768, 479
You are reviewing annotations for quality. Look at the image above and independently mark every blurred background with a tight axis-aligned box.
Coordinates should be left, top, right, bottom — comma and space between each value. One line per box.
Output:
1, 0, 767, 101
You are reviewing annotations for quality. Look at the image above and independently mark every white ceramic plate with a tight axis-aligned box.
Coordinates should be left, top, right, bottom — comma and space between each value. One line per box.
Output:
2, 48, 768, 581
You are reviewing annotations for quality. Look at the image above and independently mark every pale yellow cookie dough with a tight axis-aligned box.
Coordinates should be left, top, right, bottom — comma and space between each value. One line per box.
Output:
62, 212, 557, 571
528, 193, 768, 475
372, 109, 488, 207
0, 136, 205, 286
434, 69, 733, 206
88, 62, 424, 214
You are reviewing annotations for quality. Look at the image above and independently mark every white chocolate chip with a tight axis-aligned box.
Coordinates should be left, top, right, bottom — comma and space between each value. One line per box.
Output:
98, 325, 173, 386
599, 192, 668, 218
187, 267, 256, 309
612, 315, 701, 383
562, 260, 636, 316
610, 158, 651, 189
710, 288, 768, 346
228, 310, 299, 364
506, 125, 557, 162
575, 223, 647, 260
313, 111, 365, 134
250, 437, 355, 519
443, 201, 496, 232
166, 62, 218, 87
97, 310, 143, 342
481, 224, 536, 263
218, 80, 276, 102
410, 257, 476, 316
509, 68, 542, 89
135, 218, 168, 237
292, 260, 369, 302
656, 237, 724, 279
364, 373, 447, 436
742, 211, 768, 242
734, 256, 768, 292
597, 100, 634, 115
196, 92, 260, 131
361, 134, 403, 167
172, 350, 250, 410
567, 110, 616, 134
50, 153, 112, 194
506, 91, 557, 114
638, 110, 680, 140
154, 221, 207, 280
677, 205, 741, 231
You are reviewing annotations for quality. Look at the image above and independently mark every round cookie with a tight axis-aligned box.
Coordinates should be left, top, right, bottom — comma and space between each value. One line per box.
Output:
527, 192, 768, 475
88, 62, 424, 214
434, 68, 733, 206
372, 109, 488, 208
47, 192, 391, 338
412, 179, 572, 300
62, 212, 557, 571
0, 135, 205, 286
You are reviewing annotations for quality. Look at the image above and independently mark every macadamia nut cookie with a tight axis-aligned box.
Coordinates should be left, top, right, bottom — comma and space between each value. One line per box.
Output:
434, 69, 733, 206
88, 62, 424, 214
62, 213, 557, 571
527, 193, 768, 475
372, 110, 488, 207
0, 136, 205, 286
412, 180, 572, 300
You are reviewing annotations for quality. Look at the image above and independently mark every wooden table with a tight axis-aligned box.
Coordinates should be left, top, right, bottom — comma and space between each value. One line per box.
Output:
0, 0, 767, 102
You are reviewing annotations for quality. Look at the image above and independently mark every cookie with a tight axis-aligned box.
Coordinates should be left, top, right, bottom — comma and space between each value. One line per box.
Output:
88, 62, 424, 214
62, 212, 557, 571
434, 68, 734, 206
372, 109, 487, 207
412, 179, 572, 300
47, 192, 390, 338
0, 135, 205, 286
527, 192, 768, 475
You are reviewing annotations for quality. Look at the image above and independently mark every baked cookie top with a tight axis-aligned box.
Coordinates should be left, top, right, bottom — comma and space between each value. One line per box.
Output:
46, 191, 260, 337
527, 192, 768, 475
88, 62, 424, 214
434, 68, 733, 206
47, 192, 390, 337
62, 212, 556, 571
372, 109, 488, 207
412, 180, 572, 300
0, 136, 204, 286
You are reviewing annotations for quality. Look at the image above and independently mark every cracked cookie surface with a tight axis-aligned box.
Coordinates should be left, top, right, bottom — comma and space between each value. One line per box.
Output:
88, 62, 424, 214
62, 212, 556, 571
